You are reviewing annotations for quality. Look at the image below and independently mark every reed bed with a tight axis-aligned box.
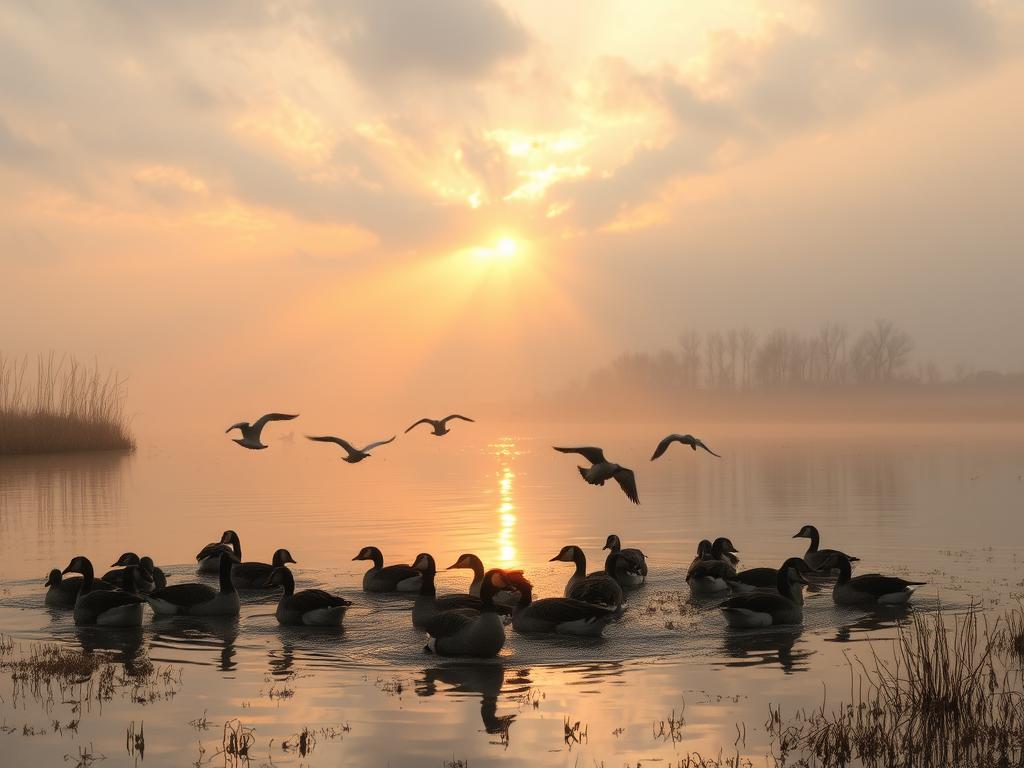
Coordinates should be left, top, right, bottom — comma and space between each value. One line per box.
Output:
0, 353, 134, 454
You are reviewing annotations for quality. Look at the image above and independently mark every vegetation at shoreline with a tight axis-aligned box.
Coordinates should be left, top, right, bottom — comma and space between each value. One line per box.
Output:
0, 353, 134, 455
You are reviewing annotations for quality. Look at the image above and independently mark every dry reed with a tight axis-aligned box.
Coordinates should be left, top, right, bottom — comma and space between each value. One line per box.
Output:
0, 352, 134, 454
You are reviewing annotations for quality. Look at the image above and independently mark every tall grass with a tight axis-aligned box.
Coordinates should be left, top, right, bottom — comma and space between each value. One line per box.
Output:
0, 353, 134, 455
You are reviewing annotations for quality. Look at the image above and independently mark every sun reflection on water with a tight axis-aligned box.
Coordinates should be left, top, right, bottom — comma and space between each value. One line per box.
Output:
489, 438, 521, 567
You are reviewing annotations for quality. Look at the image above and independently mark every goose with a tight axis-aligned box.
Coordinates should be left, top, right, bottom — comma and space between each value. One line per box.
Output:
713, 536, 740, 567
352, 546, 421, 592
421, 569, 510, 657
503, 571, 617, 636
264, 566, 351, 626
226, 413, 298, 449
792, 525, 859, 573
602, 535, 647, 585
231, 548, 297, 589
553, 446, 639, 505
104, 553, 166, 591
446, 553, 519, 609
306, 435, 396, 463
61, 556, 146, 626
720, 558, 812, 628
145, 550, 240, 617
727, 566, 783, 593
550, 545, 625, 610
45, 569, 117, 609
650, 434, 721, 460
828, 554, 926, 606
686, 539, 738, 595
405, 415, 475, 436
196, 530, 242, 574
410, 553, 500, 629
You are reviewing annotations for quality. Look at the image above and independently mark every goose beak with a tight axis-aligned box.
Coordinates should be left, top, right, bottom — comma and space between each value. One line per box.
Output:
351, 554, 361, 561
286, 557, 297, 565
445, 561, 460, 570
548, 555, 560, 562
791, 532, 802, 539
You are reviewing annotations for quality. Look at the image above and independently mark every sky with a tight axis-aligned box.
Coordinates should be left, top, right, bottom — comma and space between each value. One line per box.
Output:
1, 0, 1022, 430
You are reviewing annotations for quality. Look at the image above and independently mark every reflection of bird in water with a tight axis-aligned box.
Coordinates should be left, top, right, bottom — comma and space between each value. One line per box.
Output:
720, 626, 811, 673
269, 639, 296, 678
831, 607, 911, 644
149, 616, 240, 672
75, 624, 145, 666
416, 664, 515, 744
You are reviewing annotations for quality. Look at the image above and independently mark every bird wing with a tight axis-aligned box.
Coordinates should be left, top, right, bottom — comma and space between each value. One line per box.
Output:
252, 413, 298, 435
850, 574, 926, 596
527, 597, 614, 623
362, 435, 396, 452
695, 439, 721, 458
290, 589, 351, 612
613, 467, 640, 505
687, 558, 732, 580
442, 414, 475, 424
196, 542, 234, 561
404, 418, 434, 433
149, 583, 217, 608
434, 594, 485, 612
553, 446, 606, 464
722, 591, 789, 612
225, 422, 247, 434
422, 609, 476, 638
81, 590, 146, 611
650, 434, 687, 460
306, 435, 359, 456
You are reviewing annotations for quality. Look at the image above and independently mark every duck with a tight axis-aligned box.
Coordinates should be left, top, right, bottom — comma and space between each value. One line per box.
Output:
720, 558, 812, 628
353, 546, 421, 592
503, 571, 617, 636
145, 550, 240, 617
61, 556, 146, 626
225, 412, 298, 449
264, 566, 351, 626
550, 545, 625, 610
231, 548, 297, 589
404, 415, 475, 436
446, 553, 519, 609
686, 538, 738, 595
196, 530, 243, 574
410, 553, 502, 629
552, 446, 640, 505
104, 553, 166, 591
602, 534, 647, 586
421, 569, 510, 657
713, 536, 740, 567
44, 568, 117, 609
792, 525, 859, 573
828, 554, 926, 607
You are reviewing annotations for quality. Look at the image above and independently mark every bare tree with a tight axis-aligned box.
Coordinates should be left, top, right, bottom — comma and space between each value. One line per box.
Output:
678, 331, 702, 389
850, 320, 913, 383
817, 322, 848, 384
739, 328, 757, 389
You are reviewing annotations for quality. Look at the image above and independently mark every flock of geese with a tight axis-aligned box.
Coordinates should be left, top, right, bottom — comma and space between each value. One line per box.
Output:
41, 414, 927, 659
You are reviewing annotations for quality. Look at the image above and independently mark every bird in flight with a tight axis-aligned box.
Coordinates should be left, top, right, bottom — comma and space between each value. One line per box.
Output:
553, 446, 639, 505
306, 435, 396, 463
650, 434, 721, 461
226, 413, 298, 450
404, 414, 475, 436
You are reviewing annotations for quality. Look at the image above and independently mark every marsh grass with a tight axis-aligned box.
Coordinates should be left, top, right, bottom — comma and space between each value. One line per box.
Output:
0, 353, 134, 454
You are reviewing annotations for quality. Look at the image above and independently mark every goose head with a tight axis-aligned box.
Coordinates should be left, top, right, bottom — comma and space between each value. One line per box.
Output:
712, 537, 739, 557
780, 557, 812, 585
221, 530, 240, 546
62, 555, 91, 576
263, 566, 293, 589
792, 525, 818, 540
502, 570, 532, 597
139, 556, 157, 574
412, 552, 436, 574
111, 552, 140, 567
549, 545, 581, 563
695, 539, 713, 557
602, 535, 621, 552
272, 549, 297, 567
352, 546, 382, 562
122, 565, 155, 594
447, 553, 483, 571
45, 569, 62, 588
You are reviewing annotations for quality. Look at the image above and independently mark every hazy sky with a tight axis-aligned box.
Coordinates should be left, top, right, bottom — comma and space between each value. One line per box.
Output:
1, 0, 1022, 428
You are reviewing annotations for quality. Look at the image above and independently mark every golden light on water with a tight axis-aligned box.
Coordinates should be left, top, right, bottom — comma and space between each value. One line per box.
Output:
490, 439, 520, 567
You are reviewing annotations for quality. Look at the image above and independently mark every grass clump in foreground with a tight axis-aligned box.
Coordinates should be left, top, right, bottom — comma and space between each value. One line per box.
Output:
0, 353, 134, 454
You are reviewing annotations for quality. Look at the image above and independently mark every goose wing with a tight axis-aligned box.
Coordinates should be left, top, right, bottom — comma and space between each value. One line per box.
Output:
722, 591, 789, 613
361, 435, 396, 452
404, 418, 435, 433
289, 589, 351, 612
850, 574, 926, 597
435, 594, 484, 612
687, 558, 733, 580
376, 563, 420, 589
732, 567, 778, 589
568, 575, 622, 607
148, 583, 217, 608
422, 608, 477, 639
196, 542, 234, 562
80, 589, 146, 611
306, 435, 359, 456
525, 597, 615, 623
553, 446, 606, 465
613, 467, 640, 505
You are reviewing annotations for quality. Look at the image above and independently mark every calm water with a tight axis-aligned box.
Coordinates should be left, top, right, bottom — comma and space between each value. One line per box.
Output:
0, 423, 1022, 766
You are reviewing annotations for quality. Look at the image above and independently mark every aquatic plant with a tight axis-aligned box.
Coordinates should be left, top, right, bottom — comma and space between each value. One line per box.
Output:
0, 352, 134, 454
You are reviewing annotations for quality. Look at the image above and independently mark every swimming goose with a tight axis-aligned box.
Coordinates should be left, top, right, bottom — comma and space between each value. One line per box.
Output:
145, 550, 240, 617
264, 566, 351, 626
727, 567, 783, 593
421, 569, 510, 657
405, 415, 475, 436
226, 413, 298, 449
686, 539, 738, 595
602, 535, 647, 585
61, 556, 146, 626
829, 554, 926, 607
104, 553, 167, 591
720, 558, 812, 628
231, 548, 297, 589
45, 569, 117, 609
713, 536, 740, 567
353, 546, 421, 592
650, 434, 721, 460
306, 435, 396, 463
196, 530, 243, 574
446, 553, 519, 609
792, 525, 859, 573
411, 553, 498, 629
553, 446, 639, 505
503, 571, 617, 636
550, 545, 625, 610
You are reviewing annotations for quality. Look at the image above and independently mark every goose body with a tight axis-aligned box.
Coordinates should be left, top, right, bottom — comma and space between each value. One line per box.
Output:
231, 548, 297, 589
727, 567, 780, 593
225, 412, 298, 449
505, 572, 616, 636
196, 530, 242, 574
45, 569, 117, 609
553, 446, 640, 505
720, 558, 811, 628
104, 553, 166, 591
422, 570, 509, 658
353, 546, 421, 592
266, 566, 351, 626
447, 553, 519, 609
686, 538, 738, 595
146, 552, 240, 617
61, 556, 145, 626
603, 534, 647, 586
793, 525, 859, 573
404, 414, 474, 436
551, 545, 625, 610
411, 554, 493, 629
830, 555, 925, 606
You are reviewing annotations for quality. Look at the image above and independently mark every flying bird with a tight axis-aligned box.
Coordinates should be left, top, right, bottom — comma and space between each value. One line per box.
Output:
553, 446, 639, 505
306, 435, 396, 463
226, 413, 299, 449
404, 414, 475, 436
650, 433, 721, 461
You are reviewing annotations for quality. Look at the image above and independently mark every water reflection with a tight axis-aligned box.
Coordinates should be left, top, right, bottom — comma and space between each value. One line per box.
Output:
490, 438, 520, 567
718, 626, 812, 673
417, 664, 516, 746
830, 607, 911, 643
74, 624, 144, 665
149, 616, 240, 671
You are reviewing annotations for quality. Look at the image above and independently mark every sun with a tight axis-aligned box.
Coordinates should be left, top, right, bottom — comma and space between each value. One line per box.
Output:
495, 237, 517, 259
